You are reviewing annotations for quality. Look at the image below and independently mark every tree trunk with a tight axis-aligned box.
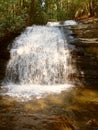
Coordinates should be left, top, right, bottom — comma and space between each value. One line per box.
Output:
29, 0, 35, 24
87, 0, 95, 17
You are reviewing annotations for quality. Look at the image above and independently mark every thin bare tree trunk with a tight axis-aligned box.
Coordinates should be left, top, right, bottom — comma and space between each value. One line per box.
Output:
29, 0, 35, 24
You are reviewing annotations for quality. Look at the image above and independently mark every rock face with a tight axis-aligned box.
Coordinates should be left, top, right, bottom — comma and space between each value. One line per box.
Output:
0, 33, 20, 84
70, 23, 98, 88
0, 39, 10, 84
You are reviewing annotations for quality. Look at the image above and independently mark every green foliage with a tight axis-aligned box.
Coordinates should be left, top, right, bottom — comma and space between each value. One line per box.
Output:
0, 0, 29, 37
0, 0, 98, 37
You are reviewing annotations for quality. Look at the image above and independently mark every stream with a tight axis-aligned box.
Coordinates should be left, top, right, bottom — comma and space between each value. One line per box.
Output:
0, 21, 98, 130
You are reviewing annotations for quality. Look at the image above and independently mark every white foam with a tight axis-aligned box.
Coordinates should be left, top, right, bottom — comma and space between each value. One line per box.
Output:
2, 84, 73, 100
47, 22, 60, 26
64, 20, 77, 26
47, 20, 77, 26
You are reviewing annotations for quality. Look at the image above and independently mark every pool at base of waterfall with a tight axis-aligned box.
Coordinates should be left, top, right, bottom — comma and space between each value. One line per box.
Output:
1, 84, 74, 101
1, 24, 76, 101
1, 86, 98, 130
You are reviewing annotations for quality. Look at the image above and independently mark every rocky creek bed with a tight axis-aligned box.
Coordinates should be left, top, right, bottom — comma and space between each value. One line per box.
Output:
0, 22, 98, 130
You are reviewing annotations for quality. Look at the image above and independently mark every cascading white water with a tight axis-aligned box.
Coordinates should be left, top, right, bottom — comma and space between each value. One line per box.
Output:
5, 26, 70, 84
2, 24, 76, 100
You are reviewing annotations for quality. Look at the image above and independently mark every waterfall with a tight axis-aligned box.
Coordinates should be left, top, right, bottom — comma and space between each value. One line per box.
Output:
2, 25, 75, 100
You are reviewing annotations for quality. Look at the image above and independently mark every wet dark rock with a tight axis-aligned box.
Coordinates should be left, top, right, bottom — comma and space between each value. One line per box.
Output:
46, 116, 77, 130
83, 29, 98, 38
0, 32, 20, 84
70, 50, 85, 57
69, 22, 98, 88
86, 119, 98, 130
71, 23, 98, 38
86, 119, 98, 127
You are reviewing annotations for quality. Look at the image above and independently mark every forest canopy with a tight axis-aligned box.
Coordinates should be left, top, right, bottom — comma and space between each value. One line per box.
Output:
0, 0, 98, 37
